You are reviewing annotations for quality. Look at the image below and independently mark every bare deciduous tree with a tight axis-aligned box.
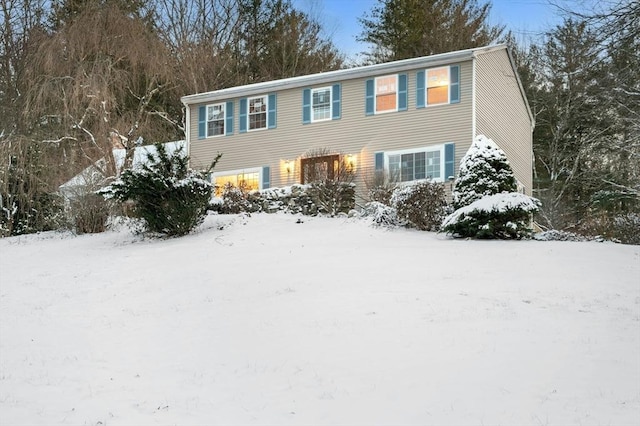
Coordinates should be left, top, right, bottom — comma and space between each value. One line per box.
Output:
23, 2, 176, 178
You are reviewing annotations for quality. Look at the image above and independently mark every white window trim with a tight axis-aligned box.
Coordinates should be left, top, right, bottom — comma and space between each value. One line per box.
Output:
212, 167, 263, 189
374, 74, 399, 115
247, 95, 268, 132
425, 66, 451, 107
206, 102, 225, 138
385, 145, 445, 183
310, 86, 332, 123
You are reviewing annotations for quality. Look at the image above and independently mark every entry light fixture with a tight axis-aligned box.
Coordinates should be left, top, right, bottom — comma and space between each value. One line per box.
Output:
345, 154, 356, 172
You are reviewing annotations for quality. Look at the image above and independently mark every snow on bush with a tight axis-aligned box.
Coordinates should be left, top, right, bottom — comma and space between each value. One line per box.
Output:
100, 143, 219, 237
215, 182, 356, 216
390, 180, 448, 231
360, 201, 402, 228
442, 192, 540, 239
453, 134, 517, 209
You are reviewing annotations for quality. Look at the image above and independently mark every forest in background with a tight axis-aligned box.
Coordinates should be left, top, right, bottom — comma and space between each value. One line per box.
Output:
0, 0, 638, 240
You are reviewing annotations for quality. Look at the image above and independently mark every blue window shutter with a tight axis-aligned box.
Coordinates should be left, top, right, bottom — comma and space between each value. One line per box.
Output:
450, 65, 460, 104
268, 93, 276, 129
239, 98, 247, 133
445, 143, 455, 180
398, 74, 408, 111
262, 166, 271, 189
332, 84, 341, 120
374, 152, 384, 171
302, 89, 311, 124
198, 106, 206, 139
225, 101, 233, 136
365, 79, 374, 115
416, 71, 425, 108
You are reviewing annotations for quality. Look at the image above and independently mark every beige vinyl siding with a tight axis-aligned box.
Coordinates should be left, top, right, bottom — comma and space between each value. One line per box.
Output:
475, 49, 533, 195
189, 61, 473, 198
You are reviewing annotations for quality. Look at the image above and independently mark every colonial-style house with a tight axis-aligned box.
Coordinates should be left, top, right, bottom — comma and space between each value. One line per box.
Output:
180, 44, 533, 200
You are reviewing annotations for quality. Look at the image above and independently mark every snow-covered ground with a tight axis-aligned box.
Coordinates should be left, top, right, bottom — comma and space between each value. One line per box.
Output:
1, 213, 639, 426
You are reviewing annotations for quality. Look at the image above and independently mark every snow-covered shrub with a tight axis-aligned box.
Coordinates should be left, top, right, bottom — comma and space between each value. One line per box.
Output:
360, 201, 402, 228
100, 143, 219, 237
533, 229, 590, 242
222, 182, 355, 216
613, 213, 640, 245
308, 180, 355, 216
442, 192, 540, 239
391, 180, 448, 231
453, 135, 517, 209
578, 212, 640, 245
220, 182, 255, 214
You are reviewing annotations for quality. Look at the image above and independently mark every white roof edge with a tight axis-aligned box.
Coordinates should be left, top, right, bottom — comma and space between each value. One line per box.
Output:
181, 44, 507, 105
503, 47, 535, 128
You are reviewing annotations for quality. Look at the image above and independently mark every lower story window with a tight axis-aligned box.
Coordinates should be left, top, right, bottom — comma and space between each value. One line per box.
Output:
387, 146, 444, 182
212, 168, 260, 195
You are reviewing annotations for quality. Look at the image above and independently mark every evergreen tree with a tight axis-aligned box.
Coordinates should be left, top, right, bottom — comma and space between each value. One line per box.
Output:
358, 0, 504, 63
444, 135, 538, 239
452, 135, 517, 209
101, 143, 221, 237
235, 0, 343, 83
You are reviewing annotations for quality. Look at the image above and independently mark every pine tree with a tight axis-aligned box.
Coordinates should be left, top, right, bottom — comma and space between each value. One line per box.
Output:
358, 0, 504, 63
452, 135, 517, 209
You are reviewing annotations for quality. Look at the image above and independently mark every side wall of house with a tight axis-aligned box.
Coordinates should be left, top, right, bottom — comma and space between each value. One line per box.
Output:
188, 60, 474, 201
474, 49, 533, 195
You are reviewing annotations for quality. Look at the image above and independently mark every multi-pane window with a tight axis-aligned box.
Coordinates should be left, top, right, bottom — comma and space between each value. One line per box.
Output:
375, 75, 397, 113
312, 87, 331, 121
206, 103, 225, 137
387, 147, 442, 182
213, 170, 260, 195
248, 95, 267, 130
426, 67, 449, 105
425, 150, 441, 178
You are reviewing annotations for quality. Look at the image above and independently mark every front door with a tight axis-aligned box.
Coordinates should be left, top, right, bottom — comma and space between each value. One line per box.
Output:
300, 154, 340, 184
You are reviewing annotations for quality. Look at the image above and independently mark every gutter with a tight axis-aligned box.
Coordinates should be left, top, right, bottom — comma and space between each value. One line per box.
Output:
181, 45, 506, 106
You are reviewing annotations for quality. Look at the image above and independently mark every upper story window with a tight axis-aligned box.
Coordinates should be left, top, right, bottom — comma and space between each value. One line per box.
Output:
375, 75, 398, 113
248, 95, 267, 130
427, 67, 449, 105
365, 74, 407, 116
240, 94, 276, 132
303, 85, 341, 124
417, 65, 460, 108
312, 87, 332, 121
206, 103, 225, 137
198, 101, 233, 139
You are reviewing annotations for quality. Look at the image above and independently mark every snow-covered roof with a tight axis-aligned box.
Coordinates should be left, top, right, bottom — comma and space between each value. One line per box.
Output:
181, 44, 509, 105
59, 140, 186, 195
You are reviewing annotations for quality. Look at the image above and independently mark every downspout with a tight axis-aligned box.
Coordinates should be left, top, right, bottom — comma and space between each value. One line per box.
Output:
183, 101, 191, 167
471, 55, 477, 139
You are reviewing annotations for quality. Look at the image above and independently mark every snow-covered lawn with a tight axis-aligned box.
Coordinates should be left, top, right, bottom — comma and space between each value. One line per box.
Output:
1, 213, 639, 426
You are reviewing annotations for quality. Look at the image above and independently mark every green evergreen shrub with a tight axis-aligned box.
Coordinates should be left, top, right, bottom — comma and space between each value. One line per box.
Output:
452, 135, 517, 209
442, 192, 539, 239
101, 143, 220, 237
443, 135, 539, 239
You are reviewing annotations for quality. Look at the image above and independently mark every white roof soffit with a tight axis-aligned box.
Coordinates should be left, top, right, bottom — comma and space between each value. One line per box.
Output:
181, 45, 507, 105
